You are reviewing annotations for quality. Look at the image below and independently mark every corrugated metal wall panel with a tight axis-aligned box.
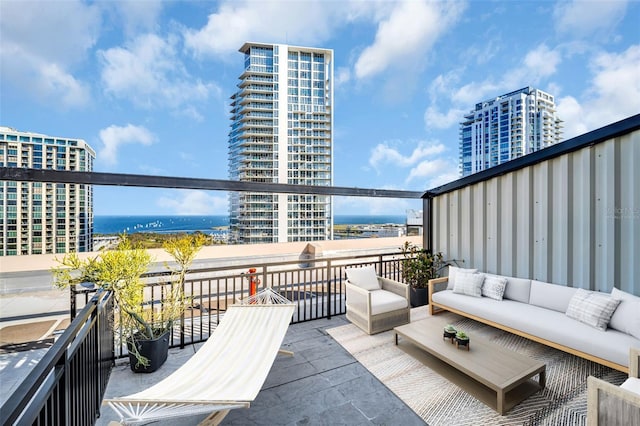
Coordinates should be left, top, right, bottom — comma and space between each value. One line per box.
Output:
532, 161, 551, 282
515, 167, 533, 279
570, 148, 594, 289
617, 132, 640, 294
472, 183, 486, 270
431, 129, 639, 296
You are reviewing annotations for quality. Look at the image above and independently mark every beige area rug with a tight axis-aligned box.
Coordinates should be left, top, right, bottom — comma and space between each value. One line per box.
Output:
327, 308, 627, 426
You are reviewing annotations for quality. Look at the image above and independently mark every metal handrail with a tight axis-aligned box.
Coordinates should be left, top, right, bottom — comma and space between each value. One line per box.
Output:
1, 290, 114, 425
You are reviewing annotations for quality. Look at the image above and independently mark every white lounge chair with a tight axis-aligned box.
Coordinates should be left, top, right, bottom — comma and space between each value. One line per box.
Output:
345, 266, 410, 335
103, 288, 295, 425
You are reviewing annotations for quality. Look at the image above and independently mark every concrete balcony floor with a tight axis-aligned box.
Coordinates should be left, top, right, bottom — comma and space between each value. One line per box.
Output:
97, 315, 425, 425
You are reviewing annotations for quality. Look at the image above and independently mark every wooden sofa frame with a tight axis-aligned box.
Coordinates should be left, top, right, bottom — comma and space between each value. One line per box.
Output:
427, 277, 629, 373
587, 348, 640, 425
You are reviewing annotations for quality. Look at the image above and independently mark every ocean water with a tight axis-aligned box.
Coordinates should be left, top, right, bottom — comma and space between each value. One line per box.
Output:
94, 215, 405, 235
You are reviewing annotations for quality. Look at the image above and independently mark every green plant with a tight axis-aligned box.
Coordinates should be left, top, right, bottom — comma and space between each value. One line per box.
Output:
445, 324, 457, 333
399, 241, 445, 288
52, 233, 206, 368
455, 331, 468, 340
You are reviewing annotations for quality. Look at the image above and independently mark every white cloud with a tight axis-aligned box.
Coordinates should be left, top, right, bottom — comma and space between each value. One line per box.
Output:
369, 142, 446, 171
99, 33, 219, 113
335, 67, 352, 88
98, 124, 156, 166
28, 61, 89, 108
157, 190, 228, 215
406, 158, 459, 183
424, 106, 467, 130
183, 1, 354, 58
426, 43, 562, 130
554, 0, 628, 38
524, 44, 561, 80
0, 0, 99, 107
354, 0, 464, 80
110, 0, 164, 36
333, 195, 419, 216
558, 44, 640, 139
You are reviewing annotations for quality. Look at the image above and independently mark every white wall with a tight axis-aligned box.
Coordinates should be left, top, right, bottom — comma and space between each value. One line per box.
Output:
431, 129, 640, 295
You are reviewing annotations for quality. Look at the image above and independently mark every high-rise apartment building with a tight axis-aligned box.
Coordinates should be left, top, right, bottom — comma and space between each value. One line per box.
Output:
459, 87, 563, 176
0, 127, 95, 256
228, 43, 334, 244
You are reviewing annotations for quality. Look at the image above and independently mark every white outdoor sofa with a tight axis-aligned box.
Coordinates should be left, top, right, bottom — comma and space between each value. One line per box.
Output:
428, 267, 640, 373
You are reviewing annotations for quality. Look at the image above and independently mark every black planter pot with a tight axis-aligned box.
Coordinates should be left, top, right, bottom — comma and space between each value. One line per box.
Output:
410, 287, 428, 307
127, 331, 170, 373
455, 337, 470, 350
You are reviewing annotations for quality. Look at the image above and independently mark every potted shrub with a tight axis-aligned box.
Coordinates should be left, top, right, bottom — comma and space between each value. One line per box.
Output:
455, 330, 470, 350
399, 241, 445, 307
443, 324, 457, 342
52, 234, 206, 373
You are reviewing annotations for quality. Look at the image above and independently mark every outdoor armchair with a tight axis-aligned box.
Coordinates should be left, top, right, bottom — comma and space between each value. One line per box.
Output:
587, 347, 640, 425
345, 266, 410, 335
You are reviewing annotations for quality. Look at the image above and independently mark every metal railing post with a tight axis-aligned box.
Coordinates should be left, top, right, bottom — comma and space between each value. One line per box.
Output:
70, 286, 76, 320
326, 260, 332, 319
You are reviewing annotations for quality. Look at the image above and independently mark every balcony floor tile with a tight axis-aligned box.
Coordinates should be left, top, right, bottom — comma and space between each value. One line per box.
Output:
97, 315, 425, 425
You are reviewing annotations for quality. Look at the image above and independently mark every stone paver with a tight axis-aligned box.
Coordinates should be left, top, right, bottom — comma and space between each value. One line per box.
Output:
96, 316, 426, 425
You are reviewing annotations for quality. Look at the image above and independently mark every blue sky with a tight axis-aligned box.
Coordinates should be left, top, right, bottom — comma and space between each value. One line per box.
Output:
1, 0, 639, 216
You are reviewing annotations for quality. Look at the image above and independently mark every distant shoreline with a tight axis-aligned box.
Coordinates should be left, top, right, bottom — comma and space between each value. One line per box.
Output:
93, 214, 406, 236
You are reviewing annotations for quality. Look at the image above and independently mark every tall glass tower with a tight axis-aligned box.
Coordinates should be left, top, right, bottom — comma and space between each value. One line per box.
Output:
228, 43, 334, 244
459, 87, 563, 176
0, 127, 95, 256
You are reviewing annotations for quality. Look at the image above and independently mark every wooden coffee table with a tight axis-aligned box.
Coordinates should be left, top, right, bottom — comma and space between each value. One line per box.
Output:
394, 318, 546, 415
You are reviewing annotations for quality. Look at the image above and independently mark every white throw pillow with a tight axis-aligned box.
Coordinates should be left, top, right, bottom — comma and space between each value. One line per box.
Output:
345, 266, 380, 291
565, 288, 621, 331
482, 275, 508, 300
447, 266, 478, 290
609, 288, 640, 339
452, 272, 485, 298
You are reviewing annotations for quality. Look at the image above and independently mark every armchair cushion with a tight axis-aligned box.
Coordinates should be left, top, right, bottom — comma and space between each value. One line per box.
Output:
345, 266, 380, 291
370, 290, 409, 316
621, 377, 640, 395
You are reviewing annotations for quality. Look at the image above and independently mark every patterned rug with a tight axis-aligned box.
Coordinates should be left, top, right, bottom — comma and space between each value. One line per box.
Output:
327, 308, 627, 426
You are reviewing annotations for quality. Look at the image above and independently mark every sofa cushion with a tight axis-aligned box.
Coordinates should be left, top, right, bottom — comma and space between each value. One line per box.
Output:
482, 275, 508, 300
446, 266, 478, 290
609, 288, 640, 339
345, 266, 380, 291
566, 289, 621, 331
529, 280, 578, 313
500, 275, 532, 304
452, 272, 484, 297
621, 377, 640, 395
370, 289, 408, 315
